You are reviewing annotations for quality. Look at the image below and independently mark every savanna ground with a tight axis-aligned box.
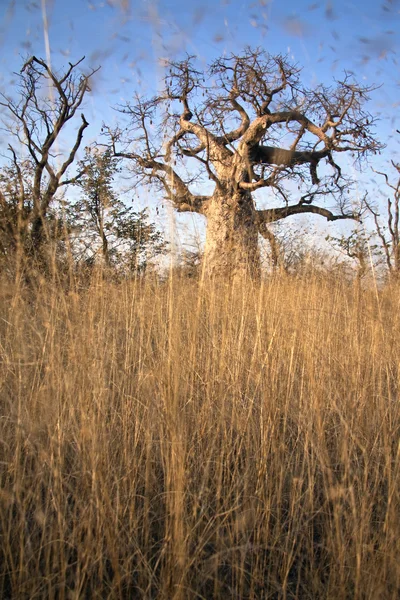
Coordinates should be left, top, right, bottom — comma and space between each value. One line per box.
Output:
0, 268, 399, 599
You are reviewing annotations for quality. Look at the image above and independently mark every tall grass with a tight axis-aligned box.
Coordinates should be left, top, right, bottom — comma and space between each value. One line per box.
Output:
0, 271, 399, 598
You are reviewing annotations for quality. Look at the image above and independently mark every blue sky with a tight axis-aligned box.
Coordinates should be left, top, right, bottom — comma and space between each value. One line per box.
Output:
1, 0, 399, 246
2, 2, 398, 97
2, 1, 399, 123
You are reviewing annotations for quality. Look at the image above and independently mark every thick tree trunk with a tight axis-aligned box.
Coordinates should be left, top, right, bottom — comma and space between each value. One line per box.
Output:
203, 190, 260, 278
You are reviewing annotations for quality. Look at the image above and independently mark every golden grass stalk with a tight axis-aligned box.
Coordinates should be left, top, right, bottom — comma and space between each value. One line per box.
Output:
0, 270, 399, 598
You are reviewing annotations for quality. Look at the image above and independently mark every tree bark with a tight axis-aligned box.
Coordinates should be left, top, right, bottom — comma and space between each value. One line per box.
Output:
203, 190, 260, 278
30, 213, 46, 254
100, 228, 110, 266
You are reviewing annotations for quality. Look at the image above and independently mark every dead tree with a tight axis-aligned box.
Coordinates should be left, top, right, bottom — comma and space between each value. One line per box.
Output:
0, 56, 99, 258
108, 48, 382, 278
366, 146, 400, 278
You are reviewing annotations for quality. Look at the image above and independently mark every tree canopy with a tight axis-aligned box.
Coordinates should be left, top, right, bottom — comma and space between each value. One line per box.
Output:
107, 48, 383, 276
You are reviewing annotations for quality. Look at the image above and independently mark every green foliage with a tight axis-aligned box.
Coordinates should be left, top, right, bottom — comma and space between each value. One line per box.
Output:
326, 230, 378, 258
70, 147, 167, 273
0, 160, 33, 257
111, 206, 167, 273
326, 228, 382, 278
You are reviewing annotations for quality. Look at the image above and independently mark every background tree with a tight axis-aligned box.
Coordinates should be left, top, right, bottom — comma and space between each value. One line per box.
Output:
365, 147, 400, 279
326, 227, 377, 281
111, 206, 167, 274
260, 222, 317, 275
72, 147, 119, 266
70, 147, 167, 273
0, 156, 33, 261
107, 47, 382, 278
0, 56, 98, 259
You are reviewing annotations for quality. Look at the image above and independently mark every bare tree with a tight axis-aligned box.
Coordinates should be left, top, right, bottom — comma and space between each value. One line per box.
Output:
366, 144, 400, 278
107, 48, 382, 278
0, 56, 99, 258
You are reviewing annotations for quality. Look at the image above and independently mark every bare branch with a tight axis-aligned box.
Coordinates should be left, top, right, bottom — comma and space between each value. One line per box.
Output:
367, 154, 400, 274
1, 56, 97, 252
257, 204, 361, 225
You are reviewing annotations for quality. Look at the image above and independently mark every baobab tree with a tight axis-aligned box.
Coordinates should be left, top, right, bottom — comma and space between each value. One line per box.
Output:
108, 48, 382, 277
0, 56, 98, 258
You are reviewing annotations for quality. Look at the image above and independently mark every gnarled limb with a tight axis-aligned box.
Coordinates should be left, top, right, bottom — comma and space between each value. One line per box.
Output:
256, 203, 361, 226
239, 111, 331, 150
258, 225, 283, 270
179, 110, 232, 168
219, 96, 251, 143
250, 145, 329, 166
111, 140, 209, 215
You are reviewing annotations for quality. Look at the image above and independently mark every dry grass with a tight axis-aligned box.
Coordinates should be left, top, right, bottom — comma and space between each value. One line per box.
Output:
0, 270, 399, 599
